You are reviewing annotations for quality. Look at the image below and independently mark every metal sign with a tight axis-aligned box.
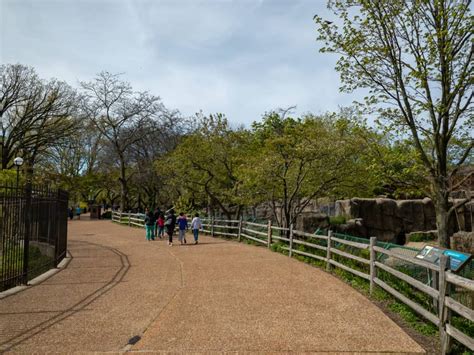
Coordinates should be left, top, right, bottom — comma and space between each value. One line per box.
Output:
416, 245, 471, 272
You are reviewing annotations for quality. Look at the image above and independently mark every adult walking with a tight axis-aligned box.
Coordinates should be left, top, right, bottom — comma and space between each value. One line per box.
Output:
177, 212, 188, 245
144, 209, 156, 241
191, 213, 202, 244
165, 210, 177, 246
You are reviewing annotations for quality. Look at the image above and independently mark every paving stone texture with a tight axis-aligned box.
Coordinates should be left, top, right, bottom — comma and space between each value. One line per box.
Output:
0, 217, 425, 354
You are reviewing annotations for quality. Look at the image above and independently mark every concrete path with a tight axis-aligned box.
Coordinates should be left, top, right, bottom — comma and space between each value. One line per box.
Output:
0, 218, 425, 353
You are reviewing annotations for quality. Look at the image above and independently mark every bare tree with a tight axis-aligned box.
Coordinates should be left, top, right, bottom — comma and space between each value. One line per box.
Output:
80, 72, 162, 210
0, 64, 78, 175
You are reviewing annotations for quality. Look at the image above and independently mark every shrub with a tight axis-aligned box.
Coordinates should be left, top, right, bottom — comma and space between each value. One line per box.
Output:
102, 211, 112, 219
329, 216, 346, 225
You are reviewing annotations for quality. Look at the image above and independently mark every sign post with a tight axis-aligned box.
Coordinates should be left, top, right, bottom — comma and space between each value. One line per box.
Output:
416, 245, 471, 272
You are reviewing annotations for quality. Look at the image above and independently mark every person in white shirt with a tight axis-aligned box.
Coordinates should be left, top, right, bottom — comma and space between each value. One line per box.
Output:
190, 213, 203, 244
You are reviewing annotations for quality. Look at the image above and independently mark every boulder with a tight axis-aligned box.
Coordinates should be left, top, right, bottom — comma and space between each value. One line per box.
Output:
333, 218, 368, 238
333, 197, 465, 244
335, 199, 352, 218
451, 231, 474, 254
296, 213, 330, 233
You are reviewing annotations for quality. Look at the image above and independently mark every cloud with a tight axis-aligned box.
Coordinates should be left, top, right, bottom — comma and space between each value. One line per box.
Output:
1, 0, 359, 125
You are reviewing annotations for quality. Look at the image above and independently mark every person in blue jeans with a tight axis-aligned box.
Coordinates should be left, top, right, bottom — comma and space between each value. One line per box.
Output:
190, 213, 202, 244
177, 212, 188, 245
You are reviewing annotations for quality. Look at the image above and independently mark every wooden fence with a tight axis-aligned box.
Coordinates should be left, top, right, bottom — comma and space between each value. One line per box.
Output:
112, 212, 473, 353
112, 211, 145, 228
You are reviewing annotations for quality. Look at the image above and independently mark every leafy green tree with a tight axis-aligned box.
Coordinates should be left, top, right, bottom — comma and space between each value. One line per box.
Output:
352, 126, 431, 199
168, 113, 249, 219
315, 0, 473, 247
243, 112, 360, 230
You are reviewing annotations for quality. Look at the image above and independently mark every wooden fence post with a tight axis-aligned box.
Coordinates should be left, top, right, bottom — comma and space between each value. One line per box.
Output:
431, 269, 439, 310
326, 230, 332, 271
238, 217, 243, 242
289, 224, 294, 257
128, 212, 131, 227
439, 254, 450, 355
211, 217, 215, 237
119, 211, 123, 224
267, 220, 272, 249
369, 237, 376, 295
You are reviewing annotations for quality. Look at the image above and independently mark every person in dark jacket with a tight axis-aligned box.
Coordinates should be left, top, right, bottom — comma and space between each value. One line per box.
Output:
165, 210, 177, 246
144, 209, 156, 241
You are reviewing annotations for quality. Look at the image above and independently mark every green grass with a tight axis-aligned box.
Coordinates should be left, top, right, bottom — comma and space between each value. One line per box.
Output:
407, 232, 437, 243
1, 245, 53, 290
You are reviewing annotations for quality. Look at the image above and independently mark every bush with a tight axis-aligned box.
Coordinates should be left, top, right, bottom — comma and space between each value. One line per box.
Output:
102, 211, 112, 219
329, 216, 346, 225
406, 231, 437, 243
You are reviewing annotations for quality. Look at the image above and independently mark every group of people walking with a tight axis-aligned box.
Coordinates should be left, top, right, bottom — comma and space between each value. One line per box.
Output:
144, 208, 202, 246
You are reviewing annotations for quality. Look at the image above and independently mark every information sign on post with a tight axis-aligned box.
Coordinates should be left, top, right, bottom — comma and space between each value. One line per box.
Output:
416, 245, 471, 272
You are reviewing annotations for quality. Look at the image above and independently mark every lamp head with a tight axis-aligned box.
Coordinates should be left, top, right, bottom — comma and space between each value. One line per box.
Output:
13, 157, 24, 167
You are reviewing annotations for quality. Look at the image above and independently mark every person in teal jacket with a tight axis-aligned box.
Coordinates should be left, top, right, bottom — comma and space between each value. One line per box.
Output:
144, 210, 156, 241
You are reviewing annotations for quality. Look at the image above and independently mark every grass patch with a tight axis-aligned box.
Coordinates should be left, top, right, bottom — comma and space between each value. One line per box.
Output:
329, 216, 346, 225
1, 245, 54, 291
388, 301, 437, 336
407, 232, 437, 243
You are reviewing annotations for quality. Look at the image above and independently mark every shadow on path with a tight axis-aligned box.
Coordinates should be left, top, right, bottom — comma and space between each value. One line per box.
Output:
0, 240, 130, 352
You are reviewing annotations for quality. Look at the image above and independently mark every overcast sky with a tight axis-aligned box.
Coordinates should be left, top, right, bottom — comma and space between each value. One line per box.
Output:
1, 0, 360, 126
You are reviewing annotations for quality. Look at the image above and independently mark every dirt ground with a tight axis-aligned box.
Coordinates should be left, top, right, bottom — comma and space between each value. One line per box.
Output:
0, 217, 426, 353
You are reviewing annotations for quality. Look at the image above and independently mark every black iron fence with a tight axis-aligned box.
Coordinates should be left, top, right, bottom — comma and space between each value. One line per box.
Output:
0, 183, 68, 291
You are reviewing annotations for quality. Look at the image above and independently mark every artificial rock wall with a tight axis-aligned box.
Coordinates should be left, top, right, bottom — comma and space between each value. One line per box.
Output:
335, 198, 462, 243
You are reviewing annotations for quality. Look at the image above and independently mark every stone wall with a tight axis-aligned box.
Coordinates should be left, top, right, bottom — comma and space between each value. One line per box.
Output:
335, 198, 464, 243
245, 198, 472, 244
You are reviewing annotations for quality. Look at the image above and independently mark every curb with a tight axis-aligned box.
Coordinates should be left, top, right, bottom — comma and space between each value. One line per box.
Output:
0, 251, 72, 300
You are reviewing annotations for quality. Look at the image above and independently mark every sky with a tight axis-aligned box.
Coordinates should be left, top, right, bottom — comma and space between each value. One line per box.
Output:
1, 0, 360, 126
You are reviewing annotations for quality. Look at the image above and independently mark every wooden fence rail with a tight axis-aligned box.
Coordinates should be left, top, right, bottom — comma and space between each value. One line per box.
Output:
112, 212, 473, 353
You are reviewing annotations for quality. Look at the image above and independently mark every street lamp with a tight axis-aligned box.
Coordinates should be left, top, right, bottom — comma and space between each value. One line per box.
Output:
13, 157, 24, 188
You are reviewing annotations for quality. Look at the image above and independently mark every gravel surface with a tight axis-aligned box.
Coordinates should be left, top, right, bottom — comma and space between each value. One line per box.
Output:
0, 217, 425, 354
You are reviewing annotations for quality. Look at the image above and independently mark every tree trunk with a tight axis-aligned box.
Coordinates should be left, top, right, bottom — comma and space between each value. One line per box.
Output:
119, 158, 128, 211
1, 145, 9, 170
434, 187, 450, 249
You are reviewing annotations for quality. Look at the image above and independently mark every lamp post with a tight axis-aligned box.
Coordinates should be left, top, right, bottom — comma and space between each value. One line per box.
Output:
13, 157, 24, 188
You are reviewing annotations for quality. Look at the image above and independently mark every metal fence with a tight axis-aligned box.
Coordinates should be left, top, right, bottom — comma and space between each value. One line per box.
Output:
0, 184, 68, 291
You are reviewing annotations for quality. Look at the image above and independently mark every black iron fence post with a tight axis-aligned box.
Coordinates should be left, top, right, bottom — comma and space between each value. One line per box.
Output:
22, 183, 32, 285
2, 184, 68, 291
54, 189, 60, 267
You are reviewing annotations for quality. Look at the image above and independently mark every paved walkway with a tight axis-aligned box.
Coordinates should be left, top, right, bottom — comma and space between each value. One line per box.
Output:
0, 218, 425, 353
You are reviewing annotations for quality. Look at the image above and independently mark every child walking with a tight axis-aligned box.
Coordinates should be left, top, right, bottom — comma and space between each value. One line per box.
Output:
191, 213, 202, 244
144, 210, 156, 241
177, 212, 188, 245
157, 214, 165, 239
